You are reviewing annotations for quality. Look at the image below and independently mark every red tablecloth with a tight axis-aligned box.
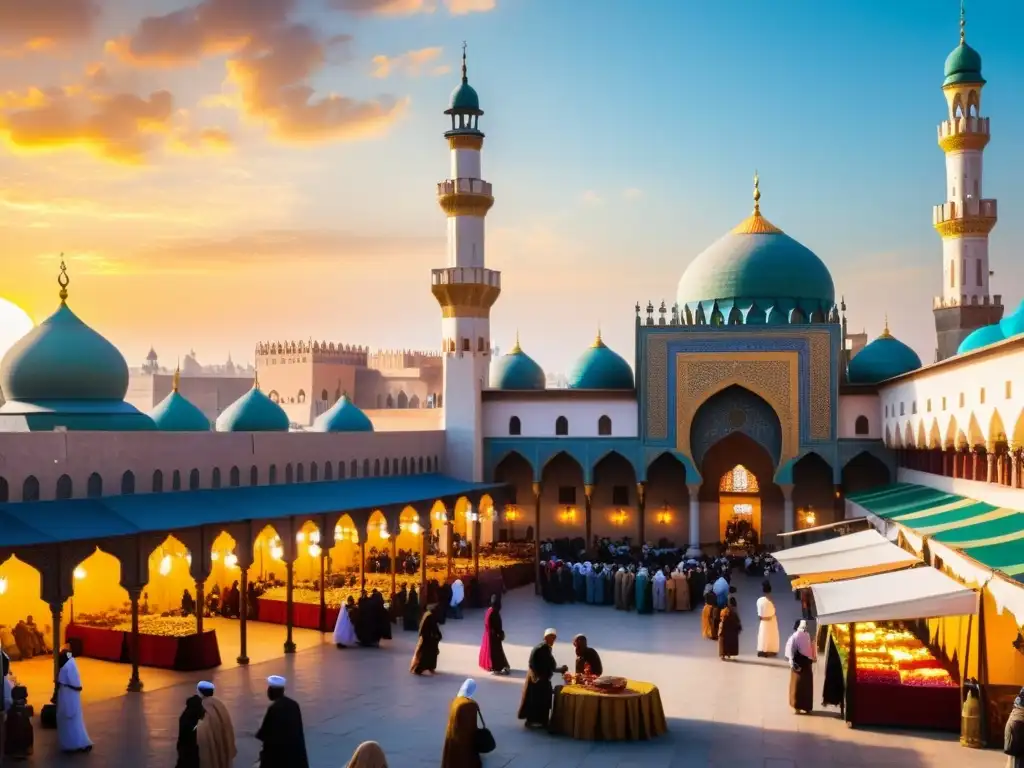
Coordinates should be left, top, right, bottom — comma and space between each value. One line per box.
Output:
852, 681, 960, 731
257, 598, 338, 630
66, 624, 126, 662
69, 624, 222, 670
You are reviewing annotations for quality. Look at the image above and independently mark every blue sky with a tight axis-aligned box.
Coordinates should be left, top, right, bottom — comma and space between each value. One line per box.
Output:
1, 0, 1022, 371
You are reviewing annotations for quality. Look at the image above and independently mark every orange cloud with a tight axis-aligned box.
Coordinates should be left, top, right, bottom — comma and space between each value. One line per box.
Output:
444, 0, 496, 14
371, 47, 447, 79
329, 0, 434, 15
0, 0, 99, 52
170, 127, 233, 154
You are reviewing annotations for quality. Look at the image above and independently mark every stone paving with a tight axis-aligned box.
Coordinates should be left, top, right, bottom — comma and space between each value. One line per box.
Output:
27, 571, 1004, 767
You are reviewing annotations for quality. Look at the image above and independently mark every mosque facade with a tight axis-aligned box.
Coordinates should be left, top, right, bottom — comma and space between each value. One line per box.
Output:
0, 12, 1021, 571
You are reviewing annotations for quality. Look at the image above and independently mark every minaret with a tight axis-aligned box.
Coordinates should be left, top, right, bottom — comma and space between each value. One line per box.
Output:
432, 44, 499, 481
933, 2, 1001, 361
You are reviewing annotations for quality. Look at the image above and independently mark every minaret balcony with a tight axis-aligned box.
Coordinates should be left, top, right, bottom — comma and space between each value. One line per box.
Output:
937, 116, 990, 152
431, 267, 501, 316
437, 178, 494, 217
934, 294, 1002, 309
933, 199, 997, 238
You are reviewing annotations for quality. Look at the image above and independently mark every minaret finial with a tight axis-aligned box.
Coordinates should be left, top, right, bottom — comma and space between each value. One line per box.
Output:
960, 0, 966, 44
753, 171, 761, 216
253, 345, 260, 390
592, 324, 604, 348
881, 314, 892, 339
172, 363, 181, 393
57, 255, 69, 304
510, 330, 522, 354
461, 41, 468, 84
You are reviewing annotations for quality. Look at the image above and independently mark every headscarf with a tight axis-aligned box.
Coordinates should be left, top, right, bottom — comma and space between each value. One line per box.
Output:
457, 678, 477, 699
58, 653, 82, 688
1015, 687, 1024, 709
489, 593, 501, 610
450, 579, 464, 606
346, 741, 389, 768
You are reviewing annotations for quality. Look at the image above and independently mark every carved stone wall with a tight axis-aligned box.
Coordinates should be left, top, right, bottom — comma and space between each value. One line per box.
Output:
690, 385, 783, 468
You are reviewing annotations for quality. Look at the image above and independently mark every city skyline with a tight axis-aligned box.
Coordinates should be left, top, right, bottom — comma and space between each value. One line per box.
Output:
1, 0, 1023, 373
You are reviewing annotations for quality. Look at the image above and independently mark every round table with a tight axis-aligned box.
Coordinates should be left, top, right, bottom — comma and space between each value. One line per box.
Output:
549, 680, 668, 741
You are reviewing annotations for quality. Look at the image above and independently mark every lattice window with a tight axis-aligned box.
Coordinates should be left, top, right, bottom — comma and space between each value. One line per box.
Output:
719, 464, 759, 493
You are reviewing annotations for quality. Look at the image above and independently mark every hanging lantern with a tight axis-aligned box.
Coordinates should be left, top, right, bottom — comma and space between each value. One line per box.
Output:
308, 544, 322, 558
159, 554, 172, 576
224, 553, 239, 568
0, 577, 7, 595
309, 530, 321, 544
409, 521, 422, 536
73, 567, 87, 581
211, 551, 220, 562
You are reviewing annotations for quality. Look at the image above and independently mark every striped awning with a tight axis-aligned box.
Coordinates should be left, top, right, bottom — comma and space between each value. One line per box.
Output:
848, 483, 1024, 581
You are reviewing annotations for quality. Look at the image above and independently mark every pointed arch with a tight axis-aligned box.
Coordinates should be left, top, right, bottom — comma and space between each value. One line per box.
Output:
1013, 408, 1024, 446
121, 470, 136, 495
967, 412, 985, 447
944, 415, 959, 449
988, 408, 1008, 445
87, 472, 103, 498
928, 418, 942, 450
884, 424, 893, 448
55, 474, 73, 500
397, 391, 409, 409
916, 420, 927, 449
597, 415, 612, 436
902, 421, 915, 448
152, 469, 164, 493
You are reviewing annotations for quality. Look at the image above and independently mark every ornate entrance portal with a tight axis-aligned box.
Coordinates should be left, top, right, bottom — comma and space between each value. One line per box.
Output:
719, 465, 761, 551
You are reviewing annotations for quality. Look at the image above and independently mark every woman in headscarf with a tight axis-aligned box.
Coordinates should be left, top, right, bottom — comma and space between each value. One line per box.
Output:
449, 579, 465, 620
404, 587, 420, 631
756, 580, 780, 658
652, 567, 667, 611
701, 591, 718, 640
718, 596, 741, 660
441, 679, 482, 768
333, 596, 358, 648
635, 567, 652, 614
56, 652, 92, 753
1004, 687, 1024, 767
478, 594, 510, 675
785, 620, 816, 714
346, 741, 389, 768
410, 604, 443, 675
671, 566, 690, 611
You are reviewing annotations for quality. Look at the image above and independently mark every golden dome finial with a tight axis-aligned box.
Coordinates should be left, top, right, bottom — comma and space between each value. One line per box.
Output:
172, 363, 181, 393
592, 324, 605, 348
732, 173, 782, 235
880, 314, 892, 339
960, 0, 966, 44
510, 330, 522, 354
57, 255, 69, 304
753, 170, 761, 216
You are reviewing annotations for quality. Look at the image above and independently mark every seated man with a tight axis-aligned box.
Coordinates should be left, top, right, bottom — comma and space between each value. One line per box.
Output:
572, 635, 603, 677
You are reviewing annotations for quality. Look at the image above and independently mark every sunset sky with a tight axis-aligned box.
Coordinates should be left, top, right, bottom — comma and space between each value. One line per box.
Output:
1, 0, 1023, 372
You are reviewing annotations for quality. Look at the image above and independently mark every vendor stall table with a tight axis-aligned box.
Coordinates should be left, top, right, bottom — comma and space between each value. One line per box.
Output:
256, 599, 340, 631
66, 623, 222, 671
549, 680, 667, 741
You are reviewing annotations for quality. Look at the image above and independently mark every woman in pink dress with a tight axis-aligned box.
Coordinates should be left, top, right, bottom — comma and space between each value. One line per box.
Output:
478, 594, 510, 675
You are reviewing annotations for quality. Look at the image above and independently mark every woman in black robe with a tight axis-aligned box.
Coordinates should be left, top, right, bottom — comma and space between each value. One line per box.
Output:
370, 590, 392, 641
410, 605, 442, 675
404, 587, 420, 631
175, 694, 205, 768
436, 583, 451, 625
518, 631, 567, 729
256, 680, 309, 768
558, 565, 573, 604
391, 585, 407, 625
355, 591, 378, 647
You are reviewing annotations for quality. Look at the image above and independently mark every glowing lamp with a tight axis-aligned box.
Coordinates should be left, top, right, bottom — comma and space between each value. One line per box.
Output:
380, 530, 390, 540
409, 522, 422, 536
308, 544, 322, 558
309, 530, 321, 544
186, 553, 193, 566
805, 511, 817, 527
296, 531, 306, 543
504, 506, 520, 522
334, 525, 343, 539
270, 545, 284, 561
0, 577, 7, 595
612, 509, 628, 526
656, 506, 672, 525
73, 567, 87, 581
159, 554, 172, 576
224, 553, 239, 568
559, 507, 577, 524
211, 551, 220, 562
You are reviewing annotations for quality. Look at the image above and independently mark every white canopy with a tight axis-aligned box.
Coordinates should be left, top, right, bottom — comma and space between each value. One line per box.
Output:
812, 566, 978, 624
773, 529, 896, 567
779, 541, 919, 579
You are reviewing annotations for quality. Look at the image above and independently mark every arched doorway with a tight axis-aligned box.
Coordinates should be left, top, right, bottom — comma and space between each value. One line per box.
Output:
842, 451, 891, 495
792, 452, 835, 529
718, 464, 761, 549
493, 452, 533, 542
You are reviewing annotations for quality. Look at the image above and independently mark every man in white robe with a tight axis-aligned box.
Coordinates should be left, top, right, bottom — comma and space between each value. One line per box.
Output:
333, 601, 357, 648
449, 578, 465, 620
652, 569, 667, 611
755, 581, 780, 657
57, 652, 92, 753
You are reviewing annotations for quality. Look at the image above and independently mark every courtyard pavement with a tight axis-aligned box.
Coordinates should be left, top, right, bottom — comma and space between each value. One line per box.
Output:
26, 571, 1004, 767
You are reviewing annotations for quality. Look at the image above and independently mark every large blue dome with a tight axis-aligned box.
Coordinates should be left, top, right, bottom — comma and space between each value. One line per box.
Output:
677, 182, 834, 318
958, 323, 1005, 355
216, 382, 289, 432
312, 395, 374, 433
490, 339, 545, 390
568, 333, 634, 390
150, 372, 210, 431
848, 324, 922, 384
999, 300, 1024, 339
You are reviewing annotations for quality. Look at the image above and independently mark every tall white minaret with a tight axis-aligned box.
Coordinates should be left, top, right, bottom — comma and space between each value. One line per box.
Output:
933, 2, 1001, 361
432, 45, 498, 481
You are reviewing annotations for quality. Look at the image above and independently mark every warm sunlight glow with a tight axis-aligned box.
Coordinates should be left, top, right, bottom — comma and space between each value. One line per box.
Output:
0, 299, 33, 359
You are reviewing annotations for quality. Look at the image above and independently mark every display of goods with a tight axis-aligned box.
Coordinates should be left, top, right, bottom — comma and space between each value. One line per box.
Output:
833, 622, 956, 689
112, 615, 198, 638
898, 668, 956, 688
856, 668, 901, 685
590, 676, 628, 693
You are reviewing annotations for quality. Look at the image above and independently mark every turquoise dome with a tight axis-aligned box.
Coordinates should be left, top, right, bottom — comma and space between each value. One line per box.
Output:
847, 325, 922, 384
216, 384, 289, 432
944, 42, 984, 87
150, 375, 210, 431
999, 300, 1024, 338
312, 395, 374, 433
0, 302, 128, 401
449, 81, 480, 112
678, 198, 834, 317
958, 323, 1005, 355
490, 340, 545, 390
568, 334, 634, 390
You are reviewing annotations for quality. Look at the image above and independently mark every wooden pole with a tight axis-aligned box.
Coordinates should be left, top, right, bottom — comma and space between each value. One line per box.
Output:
845, 622, 857, 727
533, 482, 542, 596
319, 547, 327, 633
390, 535, 398, 597
284, 561, 296, 654
127, 589, 143, 692
237, 566, 249, 665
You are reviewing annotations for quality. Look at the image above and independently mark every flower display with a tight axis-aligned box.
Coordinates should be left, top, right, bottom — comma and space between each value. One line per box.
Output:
833, 622, 956, 689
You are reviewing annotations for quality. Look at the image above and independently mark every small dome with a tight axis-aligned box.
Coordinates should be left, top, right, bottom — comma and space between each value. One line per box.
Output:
958, 323, 1004, 355
215, 383, 289, 432
568, 333, 634, 390
999, 300, 1024, 338
490, 338, 545, 390
847, 323, 922, 384
150, 372, 210, 431
449, 81, 480, 112
0, 300, 128, 402
944, 42, 984, 87
312, 395, 374, 433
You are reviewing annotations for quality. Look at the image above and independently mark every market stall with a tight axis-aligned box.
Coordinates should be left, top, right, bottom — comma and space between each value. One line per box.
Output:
66, 616, 221, 671
813, 566, 978, 731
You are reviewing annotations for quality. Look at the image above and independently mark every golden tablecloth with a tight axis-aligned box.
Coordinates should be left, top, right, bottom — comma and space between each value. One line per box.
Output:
549, 680, 668, 741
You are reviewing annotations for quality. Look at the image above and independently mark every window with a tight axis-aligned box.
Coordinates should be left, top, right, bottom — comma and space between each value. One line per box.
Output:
87, 472, 103, 498
912, 402, 917, 414
250, 466, 259, 486
363, 459, 370, 477
392, 458, 399, 475
976, 259, 983, 287
374, 459, 381, 476
899, 402, 905, 416
22, 476, 39, 502
324, 462, 333, 481
884, 405, 888, 418
321, 389, 329, 402
383, 459, 390, 476
285, 464, 294, 484
297, 390, 306, 403
1007, 381, 1013, 399
310, 462, 319, 481
153, 470, 164, 493
462, 338, 470, 352
927, 399, 932, 413
189, 469, 200, 490
558, 486, 577, 505
211, 468, 222, 489
942, 396, 947, 411
0, 477, 7, 503
418, 457, 424, 474
172, 470, 182, 491
720, 465, 759, 493
56, 474, 73, 500
612, 485, 630, 505
950, 261, 955, 288
401, 457, 408, 475
269, 465, 278, 485
959, 392, 965, 407
509, 416, 522, 436
597, 415, 612, 436
296, 463, 305, 483
980, 387, 986, 405
230, 466, 240, 487
854, 415, 869, 435
555, 416, 569, 436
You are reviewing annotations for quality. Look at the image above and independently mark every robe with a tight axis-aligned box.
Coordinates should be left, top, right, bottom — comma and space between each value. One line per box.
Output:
559, 567, 574, 604
391, 590, 407, 625
411, 609, 442, 674
175, 695, 204, 768
334, 605, 358, 647
635, 570, 652, 614
371, 592, 392, 641
404, 590, 420, 631
478, 606, 509, 672
700, 595, 717, 640
603, 569, 615, 605
518, 642, 560, 727
671, 572, 690, 611
56, 657, 92, 752
441, 696, 482, 768
256, 695, 308, 768
624, 571, 636, 611
4, 693, 33, 759
585, 568, 599, 605
574, 646, 603, 677
355, 597, 377, 646
785, 630, 816, 713
718, 607, 741, 658
613, 569, 625, 610
1005, 704, 1024, 767
664, 572, 676, 610
573, 568, 586, 603
198, 695, 237, 768
755, 596, 780, 656
652, 571, 667, 611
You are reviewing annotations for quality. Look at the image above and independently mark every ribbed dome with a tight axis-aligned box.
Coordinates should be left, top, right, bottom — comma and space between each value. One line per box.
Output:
150, 371, 210, 431
677, 180, 834, 318
215, 383, 289, 432
944, 43, 984, 87
847, 323, 922, 384
958, 323, 1004, 355
490, 338, 545, 390
1, 303, 128, 401
312, 395, 374, 432
568, 333, 634, 390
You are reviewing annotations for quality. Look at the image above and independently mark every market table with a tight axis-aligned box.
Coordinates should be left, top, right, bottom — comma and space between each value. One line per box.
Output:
66, 624, 223, 670
256, 598, 340, 630
65, 623, 125, 662
549, 680, 667, 741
